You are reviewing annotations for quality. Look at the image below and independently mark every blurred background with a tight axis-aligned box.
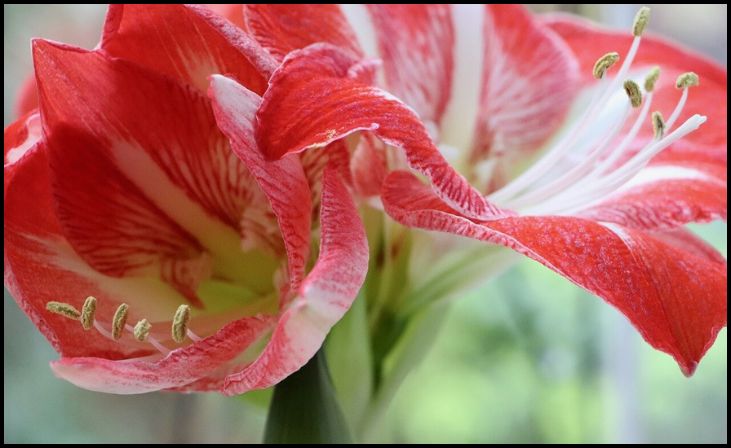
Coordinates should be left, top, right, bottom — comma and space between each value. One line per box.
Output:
4, 4, 727, 443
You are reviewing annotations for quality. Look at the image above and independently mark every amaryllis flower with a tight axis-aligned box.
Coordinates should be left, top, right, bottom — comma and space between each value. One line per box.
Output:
229, 5, 726, 375
4, 4, 368, 394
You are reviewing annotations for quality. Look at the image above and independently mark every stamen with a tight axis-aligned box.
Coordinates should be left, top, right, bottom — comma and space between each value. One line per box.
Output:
623, 80, 642, 108
652, 111, 666, 139
80, 296, 97, 331
172, 304, 191, 344
666, 73, 699, 129
133, 319, 152, 342
112, 303, 129, 340
632, 6, 651, 37
676, 72, 699, 89
491, 10, 644, 203
644, 66, 661, 92
46, 302, 80, 320
593, 52, 620, 79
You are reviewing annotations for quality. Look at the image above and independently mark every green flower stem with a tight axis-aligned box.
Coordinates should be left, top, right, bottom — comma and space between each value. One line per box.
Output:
263, 349, 352, 444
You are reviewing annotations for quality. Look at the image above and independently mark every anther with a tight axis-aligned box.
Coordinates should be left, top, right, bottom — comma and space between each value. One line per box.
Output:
80, 296, 97, 331
632, 7, 651, 37
46, 302, 80, 320
652, 111, 666, 139
593, 52, 620, 79
623, 80, 642, 108
133, 319, 152, 342
676, 72, 699, 89
644, 66, 660, 92
112, 303, 129, 340
172, 304, 191, 344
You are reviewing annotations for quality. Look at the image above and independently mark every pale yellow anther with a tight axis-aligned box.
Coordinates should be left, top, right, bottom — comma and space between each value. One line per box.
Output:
652, 111, 666, 139
644, 66, 661, 92
112, 303, 129, 340
133, 319, 152, 342
46, 302, 80, 320
633, 7, 651, 37
80, 296, 97, 331
593, 52, 620, 79
676, 72, 699, 89
623, 80, 642, 108
172, 304, 191, 344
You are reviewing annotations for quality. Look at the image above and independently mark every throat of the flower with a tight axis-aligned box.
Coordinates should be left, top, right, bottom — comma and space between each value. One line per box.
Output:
487, 6, 707, 216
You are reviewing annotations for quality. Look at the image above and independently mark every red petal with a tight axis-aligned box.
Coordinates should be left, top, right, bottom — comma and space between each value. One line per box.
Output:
101, 4, 272, 93
351, 134, 388, 197
51, 315, 274, 394
208, 74, 312, 291
13, 75, 39, 118
243, 4, 362, 62
366, 5, 454, 125
471, 5, 579, 163
223, 164, 369, 394
33, 40, 277, 298
651, 228, 727, 266
580, 162, 726, 229
382, 171, 727, 375
47, 127, 208, 307
5, 143, 154, 360
300, 139, 353, 213
256, 43, 506, 220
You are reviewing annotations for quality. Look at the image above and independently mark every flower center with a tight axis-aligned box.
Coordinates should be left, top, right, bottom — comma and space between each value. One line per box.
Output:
486, 7, 706, 216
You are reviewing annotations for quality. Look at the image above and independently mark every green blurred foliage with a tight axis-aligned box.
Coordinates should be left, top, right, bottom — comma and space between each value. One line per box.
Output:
4, 4, 727, 444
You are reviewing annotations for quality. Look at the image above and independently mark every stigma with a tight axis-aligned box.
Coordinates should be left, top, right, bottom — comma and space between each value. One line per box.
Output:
46, 297, 204, 355
487, 6, 707, 216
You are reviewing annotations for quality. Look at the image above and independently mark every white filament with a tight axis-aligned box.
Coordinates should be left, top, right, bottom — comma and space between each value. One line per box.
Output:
665, 87, 689, 129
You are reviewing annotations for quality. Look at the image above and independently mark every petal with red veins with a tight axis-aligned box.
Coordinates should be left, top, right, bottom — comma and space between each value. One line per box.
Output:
33, 40, 276, 291
243, 4, 362, 62
351, 134, 388, 197
256, 43, 505, 220
51, 314, 274, 394
208, 74, 312, 291
223, 164, 369, 395
579, 162, 726, 229
366, 4, 454, 126
47, 127, 208, 307
5, 143, 156, 359
471, 5, 579, 163
101, 4, 271, 93
382, 171, 727, 375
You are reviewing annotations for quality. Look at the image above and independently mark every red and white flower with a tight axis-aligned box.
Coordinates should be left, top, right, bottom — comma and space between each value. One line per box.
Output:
233, 4, 726, 375
4, 5, 368, 394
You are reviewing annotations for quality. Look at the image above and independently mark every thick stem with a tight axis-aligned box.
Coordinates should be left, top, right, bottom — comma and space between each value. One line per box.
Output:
263, 349, 352, 444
